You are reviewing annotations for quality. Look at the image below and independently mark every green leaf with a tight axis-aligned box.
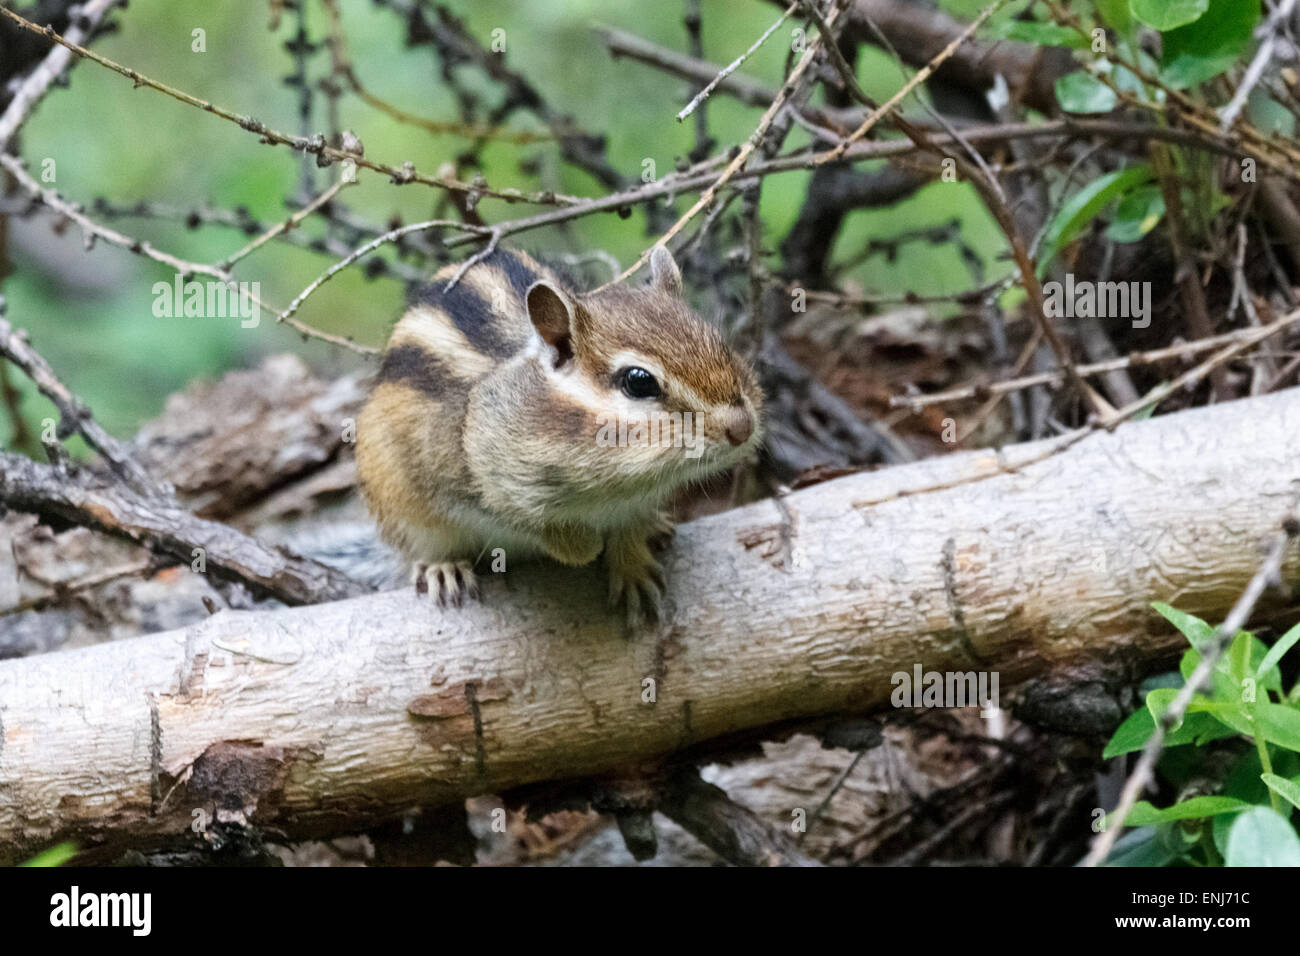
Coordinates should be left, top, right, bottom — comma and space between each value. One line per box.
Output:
1177, 624, 1277, 701
1262, 773, 1300, 812
1243, 633, 1285, 693
1114, 796, 1251, 828
1055, 70, 1118, 114
1103, 701, 1239, 757
1153, 602, 1216, 650
1161, 0, 1261, 90
1130, 0, 1209, 31
1096, 0, 1134, 32
1106, 184, 1165, 242
1104, 707, 1158, 758
1188, 697, 1255, 737
1225, 806, 1300, 865
1147, 687, 1182, 731
996, 20, 1089, 48
1258, 621, 1300, 681
1100, 826, 1179, 866
19, 841, 77, 867
1254, 702, 1300, 751
1039, 163, 1153, 271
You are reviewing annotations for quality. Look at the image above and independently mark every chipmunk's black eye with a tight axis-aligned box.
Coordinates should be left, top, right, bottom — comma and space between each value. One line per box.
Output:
618, 366, 661, 400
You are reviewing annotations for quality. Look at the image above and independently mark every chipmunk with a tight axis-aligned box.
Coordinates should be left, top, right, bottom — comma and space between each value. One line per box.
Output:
354, 244, 762, 626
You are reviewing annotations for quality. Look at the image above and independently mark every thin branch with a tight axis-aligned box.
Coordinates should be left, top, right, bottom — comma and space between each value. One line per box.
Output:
1220, 0, 1299, 132
676, 2, 798, 122
277, 218, 489, 325
2, 153, 374, 355
218, 174, 353, 272
319, 0, 551, 145
0, 153, 229, 281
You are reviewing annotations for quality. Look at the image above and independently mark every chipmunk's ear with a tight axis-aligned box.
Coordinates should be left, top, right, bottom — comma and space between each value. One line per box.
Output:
649, 245, 682, 296
527, 280, 586, 366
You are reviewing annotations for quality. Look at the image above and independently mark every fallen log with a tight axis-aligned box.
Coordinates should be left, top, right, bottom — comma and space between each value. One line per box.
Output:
2, 389, 1299, 862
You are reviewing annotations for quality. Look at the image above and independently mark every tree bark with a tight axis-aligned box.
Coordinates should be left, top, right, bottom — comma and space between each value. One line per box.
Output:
2, 390, 1299, 862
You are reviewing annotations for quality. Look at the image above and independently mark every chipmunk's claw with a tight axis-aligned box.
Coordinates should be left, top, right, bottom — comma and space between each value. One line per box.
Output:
647, 511, 677, 553
607, 535, 665, 630
414, 561, 478, 607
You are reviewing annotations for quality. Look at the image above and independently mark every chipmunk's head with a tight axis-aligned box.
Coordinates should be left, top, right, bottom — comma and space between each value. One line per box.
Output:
522, 246, 763, 494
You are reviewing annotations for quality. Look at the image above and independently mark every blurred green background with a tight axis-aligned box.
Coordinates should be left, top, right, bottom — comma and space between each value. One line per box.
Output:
3, 0, 1010, 443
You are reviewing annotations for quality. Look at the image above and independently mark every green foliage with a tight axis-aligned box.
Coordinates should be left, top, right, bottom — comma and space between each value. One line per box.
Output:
1130, 0, 1209, 31
1054, 71, 1118, 113
1161, 0, 1261, 90
1100, 604, 1300, 866
1105, 185, 1165, 242
1038, 164, 1153, 272
19, 842, 77, 867
1225, 807, 1300, 866
994, 20, 1090, 48
1020, 0, 1265, 273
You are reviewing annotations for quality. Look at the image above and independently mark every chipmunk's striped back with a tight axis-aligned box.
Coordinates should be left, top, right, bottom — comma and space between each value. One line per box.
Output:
356, 248, 572, 563
384, 248, 572, 378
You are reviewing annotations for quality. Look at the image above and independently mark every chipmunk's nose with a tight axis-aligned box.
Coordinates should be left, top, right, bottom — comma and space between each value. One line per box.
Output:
723, 407, 754, 447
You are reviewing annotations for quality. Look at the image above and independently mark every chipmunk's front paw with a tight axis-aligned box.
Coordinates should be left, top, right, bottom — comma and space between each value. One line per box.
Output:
607, 533, 665, 629
413, 561, 480, 607
646, 511, 676, 553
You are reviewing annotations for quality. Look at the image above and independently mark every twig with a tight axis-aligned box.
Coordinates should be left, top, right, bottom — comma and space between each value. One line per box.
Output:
598, 24, 857, 134
278, 218, 489, 324
657, 768, 822, 866
5, 150, 380, 355
676, 2, 798, 122
319, 0, 550, 145
797, 273, 1016, 309
86, 198, 428, 282
218, 174, 353, 271
805, 0, 1109, 422
0, 153, 230, 281
443, 229, 502, 292
1220, 0, 1299, 132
